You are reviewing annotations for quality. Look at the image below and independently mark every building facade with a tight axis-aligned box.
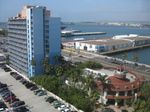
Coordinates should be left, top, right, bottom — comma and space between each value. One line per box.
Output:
84, 67, 144, 106
94, 67, 144, 106
8, 6, 61, 77
75, 35, 150, 53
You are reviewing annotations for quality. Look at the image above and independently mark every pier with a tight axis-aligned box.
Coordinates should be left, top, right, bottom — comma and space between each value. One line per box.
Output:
61, 31, 106, 37
100, 44, 150, 55
72, 32, 106, 36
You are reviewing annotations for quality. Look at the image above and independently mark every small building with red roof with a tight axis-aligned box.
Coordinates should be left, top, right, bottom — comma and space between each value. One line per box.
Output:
85, 66, 144, 106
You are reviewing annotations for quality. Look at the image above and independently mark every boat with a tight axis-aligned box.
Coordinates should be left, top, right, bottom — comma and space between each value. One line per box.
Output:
61, 30, 81, 37
73, 38, 85, 41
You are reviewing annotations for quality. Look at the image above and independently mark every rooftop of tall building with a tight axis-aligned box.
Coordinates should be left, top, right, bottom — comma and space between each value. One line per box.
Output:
8, 5, 50, 20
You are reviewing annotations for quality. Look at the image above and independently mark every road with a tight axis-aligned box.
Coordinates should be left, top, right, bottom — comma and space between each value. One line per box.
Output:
0, 68, 59, 112
62, 49, 150, 79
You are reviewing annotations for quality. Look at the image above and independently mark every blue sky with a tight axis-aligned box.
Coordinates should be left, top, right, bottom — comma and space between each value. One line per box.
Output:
0, 0, 150, 22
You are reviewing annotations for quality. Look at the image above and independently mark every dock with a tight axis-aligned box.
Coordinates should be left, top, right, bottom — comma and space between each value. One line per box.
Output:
72, 32, 106, 36
100, 44, 150, 55
61, 31, 106, 37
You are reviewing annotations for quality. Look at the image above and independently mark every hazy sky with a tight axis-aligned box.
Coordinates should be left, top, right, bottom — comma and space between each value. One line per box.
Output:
0, 0, 150, 22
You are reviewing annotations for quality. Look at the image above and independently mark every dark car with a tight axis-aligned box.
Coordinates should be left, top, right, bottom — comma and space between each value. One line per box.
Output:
13, 106, 29, 112
9, 98, 20, 104
21, 80, 29, 85
0, 90, 11, 96
45, 96, 56, 103
0, 87, 8, 93
30, 85, 38, 91
2, 92, 15, 99
4, 95, 16, 102
4, 67, 12, 72
25, 83, 35, 89
0, 102, 7, 109
10, 72, 17, 76
15, 75, 23, 80
0, 83, 7, 88
11, 101, 25, 107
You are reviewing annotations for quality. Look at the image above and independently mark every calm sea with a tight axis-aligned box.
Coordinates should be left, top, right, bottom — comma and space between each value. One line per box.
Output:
64, 23, 150, 65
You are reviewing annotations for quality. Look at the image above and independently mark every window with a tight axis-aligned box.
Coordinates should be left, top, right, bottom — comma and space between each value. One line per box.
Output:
31, 9, 32, 14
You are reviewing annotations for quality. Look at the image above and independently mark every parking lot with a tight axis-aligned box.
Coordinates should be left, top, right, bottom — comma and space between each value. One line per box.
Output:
0, 68, 59, 112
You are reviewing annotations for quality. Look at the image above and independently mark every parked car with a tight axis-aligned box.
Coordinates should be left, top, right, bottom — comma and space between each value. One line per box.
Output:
34, 89, 43, 95
10, 72, 17, 76
36, 90, 47, 96
11, 101, 25, 107
45, 96, 56, 103
0, 83, 7, 88
4, 95, 16, 102
30, 85, 38, 91
9, 98, 20, 104
13, 106, 29, 112
52, 100, 62, 109
3, 67, 11, 72
15, 75, 23, 80
0, 101, 7, 110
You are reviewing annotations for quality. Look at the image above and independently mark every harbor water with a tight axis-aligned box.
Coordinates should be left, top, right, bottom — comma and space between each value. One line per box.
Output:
64, 23, 150, 65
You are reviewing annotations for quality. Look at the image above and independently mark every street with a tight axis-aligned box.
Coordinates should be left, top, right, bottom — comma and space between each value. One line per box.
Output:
62, 49, 150, 79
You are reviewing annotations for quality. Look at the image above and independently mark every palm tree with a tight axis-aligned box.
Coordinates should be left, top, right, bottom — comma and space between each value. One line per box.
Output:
84, 75, 96, 96
96, 74, 108, 95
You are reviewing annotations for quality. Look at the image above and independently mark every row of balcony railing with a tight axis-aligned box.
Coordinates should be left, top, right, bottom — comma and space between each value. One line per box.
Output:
8, 38, 27, 45
8, 33, 26, 39
8, 45, 27, 54
9, 60, 27, 73
8, 25, 26, 30
9, 49, 27, 60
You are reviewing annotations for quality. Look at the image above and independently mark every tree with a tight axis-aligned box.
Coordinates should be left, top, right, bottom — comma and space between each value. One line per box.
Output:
84, 75, 96, 96
0, 29, 8, 36
96, 74, 108, 95
133, 83, 150, 112
55, 65, 64, 76
141, 83, 150, 100
78, 61, 103, 69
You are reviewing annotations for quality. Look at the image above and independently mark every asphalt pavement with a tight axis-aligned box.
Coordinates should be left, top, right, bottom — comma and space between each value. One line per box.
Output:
0, 68, 59, 112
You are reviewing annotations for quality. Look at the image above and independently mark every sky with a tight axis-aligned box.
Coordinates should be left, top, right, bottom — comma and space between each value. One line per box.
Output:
0, 0, 150, 22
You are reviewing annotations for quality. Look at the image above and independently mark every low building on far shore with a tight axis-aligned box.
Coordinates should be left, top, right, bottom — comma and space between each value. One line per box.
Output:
75, 35, 150, 53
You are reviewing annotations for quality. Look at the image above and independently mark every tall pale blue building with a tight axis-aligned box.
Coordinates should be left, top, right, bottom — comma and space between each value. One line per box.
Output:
8, 5, 61, 77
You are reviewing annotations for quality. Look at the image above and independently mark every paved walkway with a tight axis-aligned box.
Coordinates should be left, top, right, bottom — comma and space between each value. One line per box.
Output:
0, 68, 59, 112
